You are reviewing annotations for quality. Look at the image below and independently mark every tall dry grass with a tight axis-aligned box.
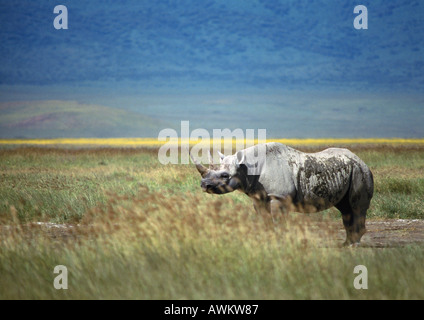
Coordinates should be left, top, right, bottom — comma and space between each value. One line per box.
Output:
1, 186, 423, 299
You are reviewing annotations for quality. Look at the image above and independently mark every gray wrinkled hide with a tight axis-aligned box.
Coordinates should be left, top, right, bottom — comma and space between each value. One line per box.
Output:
209, 142, 374, 246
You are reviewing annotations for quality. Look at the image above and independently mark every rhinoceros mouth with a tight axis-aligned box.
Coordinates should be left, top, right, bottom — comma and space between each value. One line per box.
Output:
202, 184, 231, 194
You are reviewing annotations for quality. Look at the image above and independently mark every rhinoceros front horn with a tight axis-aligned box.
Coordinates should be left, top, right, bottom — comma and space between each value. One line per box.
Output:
189, 152, 209, 177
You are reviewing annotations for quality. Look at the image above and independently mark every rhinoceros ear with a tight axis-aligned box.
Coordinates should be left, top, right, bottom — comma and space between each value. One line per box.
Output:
235, 151, 245, 168
189, 151, 209, 177
217, 151, 225, 163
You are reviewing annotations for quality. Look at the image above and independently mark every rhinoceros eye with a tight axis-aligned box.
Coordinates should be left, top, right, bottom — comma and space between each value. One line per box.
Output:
221, 172, 230, 179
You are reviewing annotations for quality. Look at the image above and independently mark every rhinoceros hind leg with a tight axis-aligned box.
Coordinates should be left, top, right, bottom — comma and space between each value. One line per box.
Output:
336, 196, 367, 246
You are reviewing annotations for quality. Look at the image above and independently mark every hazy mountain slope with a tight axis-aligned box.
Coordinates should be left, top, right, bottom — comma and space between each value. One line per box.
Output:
1, 1, 423, 92
0, 100, 166, 138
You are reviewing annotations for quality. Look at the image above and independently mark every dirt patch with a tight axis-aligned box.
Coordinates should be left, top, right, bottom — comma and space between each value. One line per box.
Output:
326, 219, 424, 248
357, 219, 424, 248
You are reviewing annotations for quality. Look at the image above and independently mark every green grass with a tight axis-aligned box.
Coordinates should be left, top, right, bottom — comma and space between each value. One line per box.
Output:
1, 234, 423, 299
0, 145, 423, 299
358, 147, 424, 219
2, 146, 422, 223
0, 147, 252, 224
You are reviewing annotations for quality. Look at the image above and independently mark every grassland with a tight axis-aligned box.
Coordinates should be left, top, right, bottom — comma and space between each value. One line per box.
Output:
0, 143, 423, 299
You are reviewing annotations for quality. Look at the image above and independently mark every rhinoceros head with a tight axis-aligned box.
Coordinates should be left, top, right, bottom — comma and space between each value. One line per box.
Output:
190, 150, 246, 194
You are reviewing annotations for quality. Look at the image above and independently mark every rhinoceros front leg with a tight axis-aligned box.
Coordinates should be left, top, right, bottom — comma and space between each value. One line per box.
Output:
252, 196, 285, 224
252, 198, 268, 215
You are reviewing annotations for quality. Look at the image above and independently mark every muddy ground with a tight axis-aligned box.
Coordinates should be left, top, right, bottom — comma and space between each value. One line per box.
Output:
345, 219, 424, 248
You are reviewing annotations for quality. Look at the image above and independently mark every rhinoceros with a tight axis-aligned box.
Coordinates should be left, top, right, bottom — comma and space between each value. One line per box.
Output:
190, 142, 374, 246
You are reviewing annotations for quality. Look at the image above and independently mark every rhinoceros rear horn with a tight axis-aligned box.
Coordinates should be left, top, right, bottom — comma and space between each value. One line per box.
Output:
208, 150, 220, 169
189, 151, 209, 177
